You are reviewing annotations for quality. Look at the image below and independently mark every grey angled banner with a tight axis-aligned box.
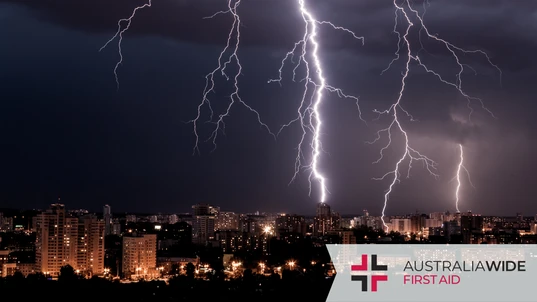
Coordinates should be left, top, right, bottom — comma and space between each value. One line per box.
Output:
326, 244, 537, 302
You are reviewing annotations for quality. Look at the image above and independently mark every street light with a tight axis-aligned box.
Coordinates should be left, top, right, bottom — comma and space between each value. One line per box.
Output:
232, 261, 242, 268
287, 261, 295, 269
263, 226, 273, 255
231, 261, 241, 272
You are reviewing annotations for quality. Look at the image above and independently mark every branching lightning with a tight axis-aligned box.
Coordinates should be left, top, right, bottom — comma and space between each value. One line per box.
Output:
100, 0, 275, 154
188, 0, 276, 154
268, 0, 365, 203
454, 143, 474, 213
98, 0, 365, 207
100, 0, 502, 224
370, 0, 501, 231
99, 0, 152, 90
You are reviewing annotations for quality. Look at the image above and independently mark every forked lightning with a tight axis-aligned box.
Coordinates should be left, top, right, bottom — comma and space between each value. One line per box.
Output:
99, 0, 152, 90
100, 0, 500, 227
99, 0, 275, 155
268, 0, 365, 203
370, 0, 500, 231
454, 144, 475, 213
188, 0, 275, 154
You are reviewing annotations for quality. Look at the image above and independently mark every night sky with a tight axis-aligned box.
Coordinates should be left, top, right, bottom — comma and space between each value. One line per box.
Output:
0, 0, 536, 215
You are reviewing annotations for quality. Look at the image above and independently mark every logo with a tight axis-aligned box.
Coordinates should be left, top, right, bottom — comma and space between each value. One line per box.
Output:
350, 254, 388, 292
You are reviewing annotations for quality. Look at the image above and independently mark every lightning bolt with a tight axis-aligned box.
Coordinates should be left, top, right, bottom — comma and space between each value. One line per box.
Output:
99, 0, 274, 154
99, 0, 152, 90
98, 0, 363, 208
370, 0, 501, 232
100, 0, 501, 223
267, 0, 365, 203
188, 0, 276, 154
454, 143, 474, 213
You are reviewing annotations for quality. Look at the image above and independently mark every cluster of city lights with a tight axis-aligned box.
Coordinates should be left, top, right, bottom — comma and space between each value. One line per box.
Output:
263, 225, 273, 235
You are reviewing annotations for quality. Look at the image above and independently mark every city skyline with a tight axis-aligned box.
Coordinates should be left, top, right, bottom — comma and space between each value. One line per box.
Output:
3, 202, 536, 246
0, 0, 536, 215
1, 201, 535, 218
0, 201, 534, 300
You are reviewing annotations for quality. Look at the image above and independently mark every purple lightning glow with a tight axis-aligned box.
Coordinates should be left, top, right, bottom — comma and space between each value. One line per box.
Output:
99, 0, 364, 204
99, 0, 501, 221
454, 144, 474, 213
267, 0, 365, 203
370, 0, 501, 231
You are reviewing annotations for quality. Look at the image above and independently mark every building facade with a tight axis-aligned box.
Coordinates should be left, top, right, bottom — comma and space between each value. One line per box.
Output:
103, 205, 112, 236
35, 204, 105, 277
314, 203, 332, 236
192, 204, 217, 244
122, 234, 157, 279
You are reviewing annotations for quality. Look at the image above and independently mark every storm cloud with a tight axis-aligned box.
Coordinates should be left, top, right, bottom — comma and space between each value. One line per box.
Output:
0, 0, 536, 215
3, 0, 537, 67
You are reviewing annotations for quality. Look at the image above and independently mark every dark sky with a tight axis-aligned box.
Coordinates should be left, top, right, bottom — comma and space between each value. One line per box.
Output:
0, 0, 536, 215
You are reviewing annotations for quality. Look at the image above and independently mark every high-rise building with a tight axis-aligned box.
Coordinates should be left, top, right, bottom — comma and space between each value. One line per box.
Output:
461, 211, 484, 244
317, 202, 331, 217
354, 212, 376, 229
425, 218, 442, 228
192, 204, 219, 216
111, 219, 122, 235
216, 212, 239, 231
103, 205, 112, 236
192, 204, 216, 244
443, 220, 461, 241
276, 214, 306, 238
239, 214, 272, 235
410, 213, 427, 233
429, 212, 445, 223
35, 204, 105, 277
192, 216, 215, 244
331, 211, 341, 229
338, 230, 357, 244
78, 215, 105, 276
391, 218, 412, 234
314, 203, 332, 236
454, 211, 462, 226
35, 203, 69, 277
0, 250, 10, 277
122, 234, 157, 279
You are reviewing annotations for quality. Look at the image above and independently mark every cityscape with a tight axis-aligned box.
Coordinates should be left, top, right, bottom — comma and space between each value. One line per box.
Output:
1, 202, 536, 281
2, 0, 537, 301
